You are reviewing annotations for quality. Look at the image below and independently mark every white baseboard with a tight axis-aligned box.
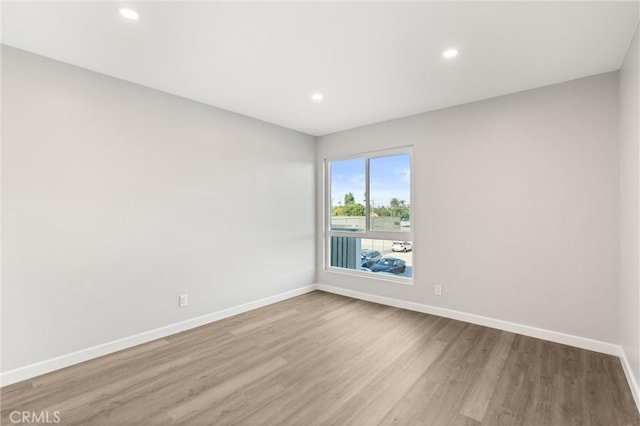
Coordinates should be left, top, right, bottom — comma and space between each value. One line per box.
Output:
0, 285, 316, 387
316, 284, 621, 356
620, 347, 640, 412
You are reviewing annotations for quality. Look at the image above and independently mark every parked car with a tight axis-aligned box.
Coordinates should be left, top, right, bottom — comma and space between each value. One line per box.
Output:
361, 249, 382, 268
371, 257, 406, 274
391, 241, 413, 252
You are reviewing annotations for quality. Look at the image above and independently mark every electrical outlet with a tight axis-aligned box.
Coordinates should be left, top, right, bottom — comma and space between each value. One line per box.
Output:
434, 285, 442, 296
179, 294, 188, 307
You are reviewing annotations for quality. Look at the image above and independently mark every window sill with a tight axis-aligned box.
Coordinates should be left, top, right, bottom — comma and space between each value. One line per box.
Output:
324, 266, 414, 286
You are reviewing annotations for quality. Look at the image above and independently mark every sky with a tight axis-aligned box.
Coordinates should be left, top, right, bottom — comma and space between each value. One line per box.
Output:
330, 154, 410, 209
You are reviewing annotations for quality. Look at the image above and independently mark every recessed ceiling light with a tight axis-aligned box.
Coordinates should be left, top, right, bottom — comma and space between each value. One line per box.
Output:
311, 92, 324, 102
119, 8, 139, 21
442, 48, 459, 59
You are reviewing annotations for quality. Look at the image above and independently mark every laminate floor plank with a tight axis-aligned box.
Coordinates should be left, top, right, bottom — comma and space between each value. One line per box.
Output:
276, 311, 438, 426
1, 291, 638, 426
379, 324, 497, 426
316, 316, 450, 426
236, 307, 430, 425
460, 331, 515, 422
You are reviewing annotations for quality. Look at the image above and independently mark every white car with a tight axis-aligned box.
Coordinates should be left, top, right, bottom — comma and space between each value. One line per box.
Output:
391, 241, 412, 252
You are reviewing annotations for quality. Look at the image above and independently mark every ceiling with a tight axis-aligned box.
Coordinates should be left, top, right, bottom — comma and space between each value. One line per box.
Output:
2, 1, 638, 136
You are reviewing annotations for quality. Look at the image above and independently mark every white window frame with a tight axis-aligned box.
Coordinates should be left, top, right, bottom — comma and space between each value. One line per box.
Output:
324, 146, 414, 284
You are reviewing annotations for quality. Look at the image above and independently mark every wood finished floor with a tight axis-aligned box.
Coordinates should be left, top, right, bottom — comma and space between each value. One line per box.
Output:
1, 291, 638, 426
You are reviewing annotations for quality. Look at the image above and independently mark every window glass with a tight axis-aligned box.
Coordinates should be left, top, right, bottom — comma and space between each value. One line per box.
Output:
329, 237, 413, 279
369, 154, 411, 232
330, 158, 366, 232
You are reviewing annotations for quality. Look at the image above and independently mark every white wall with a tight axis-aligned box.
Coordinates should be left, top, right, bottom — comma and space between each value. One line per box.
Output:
317, 72, 620, 344
1, 46, 316, 372
620, 25, 640, 392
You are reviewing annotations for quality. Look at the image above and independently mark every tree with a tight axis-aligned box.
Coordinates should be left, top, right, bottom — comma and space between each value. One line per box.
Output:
332, 193, 365, 216
375, 206, 391, 217
343, 202, 365, 216
390, 198, 400, 217
344, 192, 355, 205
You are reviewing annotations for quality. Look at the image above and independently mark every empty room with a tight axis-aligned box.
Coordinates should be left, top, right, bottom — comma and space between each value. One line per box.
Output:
1, 1, 640, 425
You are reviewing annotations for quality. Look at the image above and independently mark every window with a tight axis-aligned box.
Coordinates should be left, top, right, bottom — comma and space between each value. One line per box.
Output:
326, 149, 413, 281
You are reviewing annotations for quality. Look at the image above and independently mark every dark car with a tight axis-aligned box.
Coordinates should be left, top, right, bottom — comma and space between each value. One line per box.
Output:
371, 257, 406, 274
361, 250, 382, 268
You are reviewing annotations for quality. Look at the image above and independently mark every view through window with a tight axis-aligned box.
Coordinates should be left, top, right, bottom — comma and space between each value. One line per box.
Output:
327, 151, 412, 280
